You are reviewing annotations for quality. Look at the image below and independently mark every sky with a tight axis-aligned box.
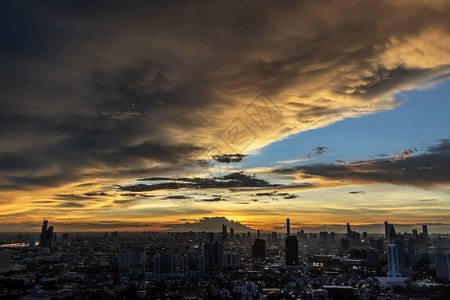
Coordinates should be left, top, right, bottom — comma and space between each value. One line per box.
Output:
1, 0, 450, 233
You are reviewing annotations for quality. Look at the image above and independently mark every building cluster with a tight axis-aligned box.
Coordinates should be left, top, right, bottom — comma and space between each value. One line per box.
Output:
0, 219, 449, 299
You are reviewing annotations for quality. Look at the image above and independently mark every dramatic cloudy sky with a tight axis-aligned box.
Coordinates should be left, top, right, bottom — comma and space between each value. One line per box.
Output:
1, 0, 450, 233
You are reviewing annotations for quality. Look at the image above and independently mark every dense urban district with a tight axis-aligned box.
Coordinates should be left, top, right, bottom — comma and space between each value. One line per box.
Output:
0, 219, 449, 299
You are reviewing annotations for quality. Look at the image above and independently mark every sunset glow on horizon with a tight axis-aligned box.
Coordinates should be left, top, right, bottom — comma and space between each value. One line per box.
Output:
1, 0, 450, 234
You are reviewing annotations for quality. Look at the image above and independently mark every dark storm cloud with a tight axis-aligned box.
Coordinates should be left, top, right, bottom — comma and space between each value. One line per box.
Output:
199, 197, 226, 202
120, 172, 274, 192
274, 140, 450, 188
212, 154, 248, 163
1, 0, 450, 196
170, 217, 254, 232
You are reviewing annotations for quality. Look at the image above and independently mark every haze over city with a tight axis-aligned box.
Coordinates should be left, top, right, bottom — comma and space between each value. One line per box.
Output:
1, 0, 450, 234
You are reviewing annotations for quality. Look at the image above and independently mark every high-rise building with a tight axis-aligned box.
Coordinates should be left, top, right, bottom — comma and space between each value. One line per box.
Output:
39, 220, 54, 248
384, 221, 397, 243
0, 250, 11, 273
408, 238, 416, 269
330, 231, 335, 242
422, 224, 429, 241
393, 238, 406, 267
287, 218, 290, 236
181, 256, 189, 273
222, 224, 227, 241
257, 230, 261, 238
40, 220, 48, 246
252, 238, 265, 258
319, 232, 328, 243
206, 232, 215, 243
285, 235, 298, 265
119, 251, 146, 275
384, 221, 390, 241
436, 252, 450, 281
366, 249, 379, 266
229, 228, 235, 240
204, 240, 224, 269
271, 232, 278, 241
346, 223, 352, 236
387, 244, 401, 277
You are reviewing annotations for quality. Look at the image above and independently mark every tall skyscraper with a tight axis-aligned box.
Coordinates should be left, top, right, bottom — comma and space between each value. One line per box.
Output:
384, 221, 390, 242
319, 232, 328, 243
384, 221, 397, 243
436, 251, 450, 281
346, 223, 352, 236
387, 244, 401, 278
252, 238, 265, 258
222, 224, 227, 241
285, 235, 298, 265
230, 228, 235, 240
408, 238, 416, 269
204, 240, 224, 269
257, 230, 261, 239
422, 224, 428, 241
393, 238, 406, 267
39, 220, 54, 248
286, 218, 290, 236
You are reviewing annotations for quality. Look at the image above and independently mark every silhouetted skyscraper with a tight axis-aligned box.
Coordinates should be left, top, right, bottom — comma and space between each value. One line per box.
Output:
286, 218, 290, 236
384, 221, 389, 241
408, 238, 416, 269
271, 231, 278, 241
257, 230, 261, 238
222, 224, 227, 241
319, 232, 328, 243
393, 238, 406, 267
204, 240, 224, 269
285, 235, 298, 265
385, 221, 397, 243
252, 238, 265, 258
230, 228, 234, 240
39, 220, 53, 248
422, 224, 428, 241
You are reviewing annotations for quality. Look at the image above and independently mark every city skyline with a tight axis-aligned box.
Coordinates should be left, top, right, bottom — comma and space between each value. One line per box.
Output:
1, 1, 450, 233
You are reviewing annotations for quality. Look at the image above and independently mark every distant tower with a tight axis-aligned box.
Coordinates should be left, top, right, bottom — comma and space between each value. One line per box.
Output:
222, 224, 227, 241
285, 235, 298, 265
39, 220, 53, 247
287, 218, 290, 236
230, 228, 235, 240
422, 224, 428, 241
384, 221, 390, 242
408, 239, 416, 269
346, 223, 352, 236
387, 244, 401, 277
257, 230, 261, 238
40, 220, 48, 246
